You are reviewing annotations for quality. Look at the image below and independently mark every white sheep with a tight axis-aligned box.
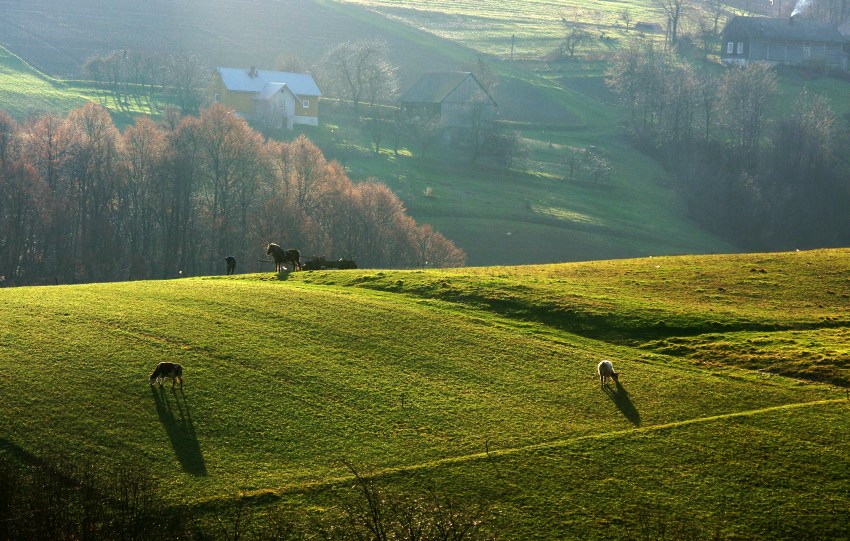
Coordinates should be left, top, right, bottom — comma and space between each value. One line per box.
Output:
597, 360, 619, 386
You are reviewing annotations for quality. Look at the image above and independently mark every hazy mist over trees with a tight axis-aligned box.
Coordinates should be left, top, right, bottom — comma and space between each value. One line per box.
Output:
0, 104, 465, 286
606, 43, 850, 250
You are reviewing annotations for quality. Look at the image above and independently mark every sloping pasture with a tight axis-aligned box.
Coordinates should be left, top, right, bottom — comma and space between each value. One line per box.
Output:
0, 46, 89, 117
1, 250, 849, 538
339, 0, 666, 59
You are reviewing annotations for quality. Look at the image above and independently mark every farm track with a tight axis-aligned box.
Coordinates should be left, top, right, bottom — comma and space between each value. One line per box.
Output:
235, 397, 848, 501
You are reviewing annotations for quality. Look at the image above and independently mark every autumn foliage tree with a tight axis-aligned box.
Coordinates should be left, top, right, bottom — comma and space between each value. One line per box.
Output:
0, 104, 465, 285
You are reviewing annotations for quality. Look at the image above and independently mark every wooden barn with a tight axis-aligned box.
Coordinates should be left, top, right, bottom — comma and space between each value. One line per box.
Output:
399, 71, 497, 129
721, 16, 848, 70
213, 67, 322, 129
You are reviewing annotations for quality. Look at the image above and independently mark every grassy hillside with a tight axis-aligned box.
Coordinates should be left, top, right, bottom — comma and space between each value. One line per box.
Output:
337, 0, 664, 59
1, 249, 849, 538
0, 46, 90, 116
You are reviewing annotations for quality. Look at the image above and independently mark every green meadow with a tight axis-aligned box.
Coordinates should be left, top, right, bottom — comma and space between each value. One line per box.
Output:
1, 249, 848, 538
0, 46, 90, 116
336, 0, 664, 59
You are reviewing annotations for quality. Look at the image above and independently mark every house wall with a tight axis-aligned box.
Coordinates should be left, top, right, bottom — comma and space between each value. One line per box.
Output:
257, 90, 297, 129
441, 77, 495, 128
213, 76, 256, 114
752, 39, 845, 67
722, 36, 846, 69
400, 103, 442, 123
295, 96, 319, 118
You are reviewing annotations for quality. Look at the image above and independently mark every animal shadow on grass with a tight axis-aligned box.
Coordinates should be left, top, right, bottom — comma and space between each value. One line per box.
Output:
150, 386, 207, 476
603, 381, 641, 426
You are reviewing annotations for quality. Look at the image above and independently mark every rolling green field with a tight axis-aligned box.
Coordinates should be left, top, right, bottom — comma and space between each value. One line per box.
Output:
1, 249, 849, 538
0, 46, 90, 116
337, 0, 665, 59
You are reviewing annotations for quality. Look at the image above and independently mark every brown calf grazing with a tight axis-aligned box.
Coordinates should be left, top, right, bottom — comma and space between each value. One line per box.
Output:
149, 362, 184, 389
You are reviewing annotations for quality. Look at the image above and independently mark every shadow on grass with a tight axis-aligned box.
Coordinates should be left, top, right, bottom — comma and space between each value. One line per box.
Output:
603, 381, 641, 426
0, 437, 39, 465
150, 386, 207, 476
274, 269, 298, 281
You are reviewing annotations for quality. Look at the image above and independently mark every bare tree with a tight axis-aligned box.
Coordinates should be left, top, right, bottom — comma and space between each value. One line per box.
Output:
560, 25, 590, 59
319, 40, 398, 119
705, 0, 728, 34
274, 52, 307, 73
558, 11, 590, 59
162, 52, 207, 115
653, 0, 689, 46
718, 63, 778, 170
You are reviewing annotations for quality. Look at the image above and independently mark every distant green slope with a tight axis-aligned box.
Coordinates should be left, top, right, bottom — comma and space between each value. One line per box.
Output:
1, 249, 848, 538
0, 45, 89, 118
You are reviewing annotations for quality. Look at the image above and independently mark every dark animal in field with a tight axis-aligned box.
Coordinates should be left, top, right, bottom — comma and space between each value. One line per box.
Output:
149, 362, 184, 389
597, 360, 619, 386
225, 256, 236, 275
266, 243, 301, 272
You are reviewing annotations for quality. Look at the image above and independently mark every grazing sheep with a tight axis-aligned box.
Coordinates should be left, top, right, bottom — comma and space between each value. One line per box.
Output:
149, 362, 183, 389
597, 360, 619, 386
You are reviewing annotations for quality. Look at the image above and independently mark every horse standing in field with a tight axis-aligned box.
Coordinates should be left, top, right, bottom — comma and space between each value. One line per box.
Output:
266, 243, 302, 272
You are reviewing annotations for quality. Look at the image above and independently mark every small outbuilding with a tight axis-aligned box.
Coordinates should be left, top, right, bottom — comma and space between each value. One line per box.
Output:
399, 71, 497, 129
214, 67, 322, 129
720, 16, 848, 70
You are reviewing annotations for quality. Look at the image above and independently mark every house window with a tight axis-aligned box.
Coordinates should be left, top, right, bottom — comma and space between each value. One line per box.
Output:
302, 99, 310, 109
727, 42, 734, 54
737, 42, 744, 54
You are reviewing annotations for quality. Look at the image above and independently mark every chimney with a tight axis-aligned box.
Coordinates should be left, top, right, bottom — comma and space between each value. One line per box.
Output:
789, 14, 795, 25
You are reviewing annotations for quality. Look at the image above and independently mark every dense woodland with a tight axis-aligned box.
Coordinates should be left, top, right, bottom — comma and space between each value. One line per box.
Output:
0, 104, 465, 285
606, 44, 850, 250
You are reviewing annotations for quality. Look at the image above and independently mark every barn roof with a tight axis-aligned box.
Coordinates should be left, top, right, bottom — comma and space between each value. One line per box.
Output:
217, 67, 322, 97
400, 71, 494, 104
723, 16, 846, 43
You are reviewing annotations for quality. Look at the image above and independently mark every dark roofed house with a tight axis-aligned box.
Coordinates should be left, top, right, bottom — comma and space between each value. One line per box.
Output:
400, 71, 497, 130
721, 16, 848, 70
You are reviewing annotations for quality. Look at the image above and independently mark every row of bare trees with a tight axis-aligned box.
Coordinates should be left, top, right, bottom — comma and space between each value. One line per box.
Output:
607, 43, 781, 170
0, 103, 465, 286
82, 51, 208, 115
606, 44, 850, 249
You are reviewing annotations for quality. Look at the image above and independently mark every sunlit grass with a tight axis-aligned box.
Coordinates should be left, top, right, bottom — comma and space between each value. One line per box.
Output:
339, 0, 670, 58
2, 250, 849, 538
0, 46, 89, 117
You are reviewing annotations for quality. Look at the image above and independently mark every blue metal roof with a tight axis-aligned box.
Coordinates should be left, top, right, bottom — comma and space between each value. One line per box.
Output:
217, 67, 322, 97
